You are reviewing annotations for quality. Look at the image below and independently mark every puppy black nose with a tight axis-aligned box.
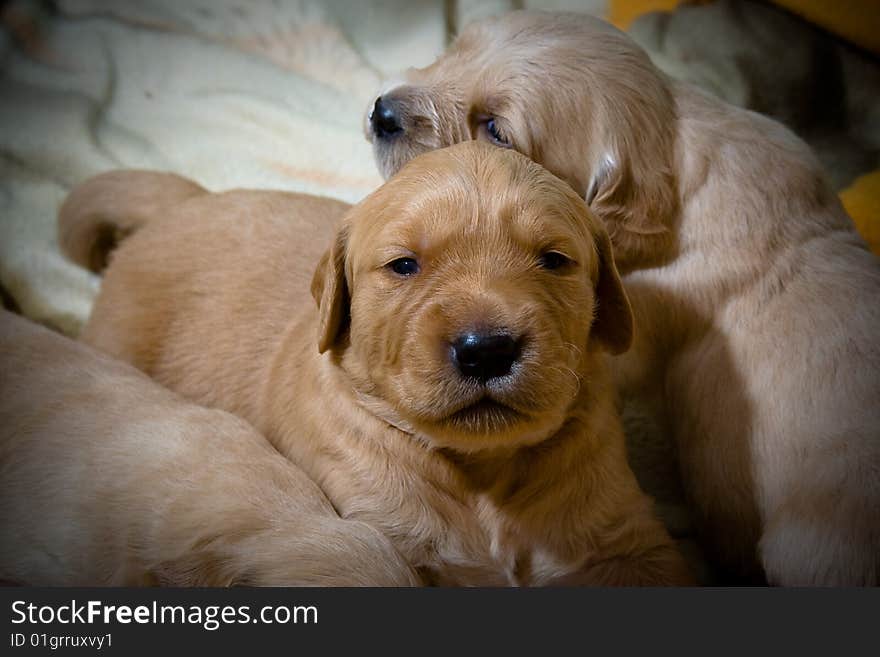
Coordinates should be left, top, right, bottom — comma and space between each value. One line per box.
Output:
371, 96, 402, 138
452, 333, 519, 383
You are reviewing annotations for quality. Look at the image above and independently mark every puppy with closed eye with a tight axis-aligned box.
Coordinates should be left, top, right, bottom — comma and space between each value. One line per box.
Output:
366, 11, 880, 585
61, 142, 691, 586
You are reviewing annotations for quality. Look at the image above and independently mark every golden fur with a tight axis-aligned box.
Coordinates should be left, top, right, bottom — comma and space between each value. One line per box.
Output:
62, 142, 691, 586
367, 11, 880, 585
0, 310, 417, 586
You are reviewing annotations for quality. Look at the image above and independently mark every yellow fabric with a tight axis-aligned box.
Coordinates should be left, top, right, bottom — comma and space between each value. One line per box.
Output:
840, 170, 880, 254
771, 0, 880, 55
608, 0, 684, 29
610, 0, 880, 54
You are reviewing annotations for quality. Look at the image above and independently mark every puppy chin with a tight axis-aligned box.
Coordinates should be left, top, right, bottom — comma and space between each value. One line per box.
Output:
404, 394, 570, 453
371, 139, 425, 181
418, 410, 568, 453
356, 385, 567, 453
371, 142, 399, 180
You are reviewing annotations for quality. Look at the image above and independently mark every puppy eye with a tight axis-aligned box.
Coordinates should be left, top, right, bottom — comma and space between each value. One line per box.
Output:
538, 251, 572, 271
387, 257, 420, 277
484, 118, 511, 147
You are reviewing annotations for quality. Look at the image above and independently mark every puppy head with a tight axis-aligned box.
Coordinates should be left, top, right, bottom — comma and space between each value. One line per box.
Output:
312, 142, 632, 452
365, 11, 680, 270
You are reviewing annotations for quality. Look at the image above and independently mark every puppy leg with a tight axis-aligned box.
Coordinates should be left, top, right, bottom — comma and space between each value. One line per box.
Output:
554, 437, 696, 586
552, 512, 695, 586
583, 517, 696, 586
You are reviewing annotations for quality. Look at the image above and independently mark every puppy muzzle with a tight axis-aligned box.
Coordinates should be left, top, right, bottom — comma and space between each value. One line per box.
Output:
370, 96, 404, 139
450, 331, 521, 383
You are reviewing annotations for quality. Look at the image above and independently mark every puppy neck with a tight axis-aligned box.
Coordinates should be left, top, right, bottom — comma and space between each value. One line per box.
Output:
353, 388, 420, 438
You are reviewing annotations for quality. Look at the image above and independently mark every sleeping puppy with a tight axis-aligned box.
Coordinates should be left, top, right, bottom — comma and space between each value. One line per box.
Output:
60, 142, 691, 586
365, 12, 880, 585
0, 310, 417, 586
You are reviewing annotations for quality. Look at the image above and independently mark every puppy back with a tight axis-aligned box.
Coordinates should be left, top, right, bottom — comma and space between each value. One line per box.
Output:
58, 170, 206, 272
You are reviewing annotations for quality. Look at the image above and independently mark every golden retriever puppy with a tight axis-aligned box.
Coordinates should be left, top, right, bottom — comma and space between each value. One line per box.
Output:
61, 142, 691, 586
0, 310, 418, 587
365, 12, 880, 585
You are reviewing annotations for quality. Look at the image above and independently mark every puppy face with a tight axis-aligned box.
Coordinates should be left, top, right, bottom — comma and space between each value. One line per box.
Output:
365, 11, 679, 269
312, 142, 631, 452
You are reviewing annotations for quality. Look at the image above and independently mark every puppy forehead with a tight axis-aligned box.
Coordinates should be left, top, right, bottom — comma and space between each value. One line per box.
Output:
459, 11, 622, 50
446, 14, 629, 98
360, 145, 592, 248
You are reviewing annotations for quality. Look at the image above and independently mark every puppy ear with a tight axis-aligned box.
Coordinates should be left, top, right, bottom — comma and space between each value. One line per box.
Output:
585, 149, 676, 271
585, 153, 616, 206
590, 228, 633, 355
310, 222, 350, 353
